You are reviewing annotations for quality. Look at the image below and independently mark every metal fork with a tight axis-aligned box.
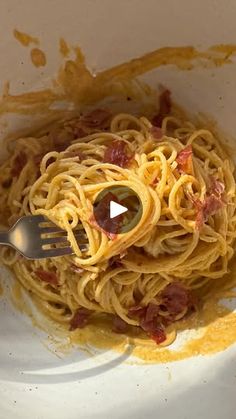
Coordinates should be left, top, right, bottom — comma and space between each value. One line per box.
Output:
0, 215, 88, 259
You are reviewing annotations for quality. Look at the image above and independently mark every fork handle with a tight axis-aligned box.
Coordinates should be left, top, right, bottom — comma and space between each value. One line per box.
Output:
0, 231, 10, 245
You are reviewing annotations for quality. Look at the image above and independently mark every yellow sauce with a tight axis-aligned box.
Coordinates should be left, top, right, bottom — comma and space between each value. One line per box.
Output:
0, 282, 3, 296
9, 267, 236, 363
68, 300, 236, 363
68, 259, 236, 362
30, 48, 46, 68
2, 37, 236, 362
13, 29, 39, 47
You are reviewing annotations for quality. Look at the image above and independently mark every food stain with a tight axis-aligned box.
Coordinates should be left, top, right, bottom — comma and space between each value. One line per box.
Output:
13, 29, 39, 47
59, 38, 70, 57
30, 48, 47, 68
1, 42, 236, 117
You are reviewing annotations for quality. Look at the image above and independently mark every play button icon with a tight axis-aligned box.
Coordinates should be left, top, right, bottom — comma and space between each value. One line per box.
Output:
110, 201, 128, 219
93, 186, 143, 235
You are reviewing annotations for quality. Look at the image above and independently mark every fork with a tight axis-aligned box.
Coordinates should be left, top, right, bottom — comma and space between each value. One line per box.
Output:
0, 215, 88, 259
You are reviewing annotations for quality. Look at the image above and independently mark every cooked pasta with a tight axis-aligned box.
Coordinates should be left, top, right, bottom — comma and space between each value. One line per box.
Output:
0, 92, 236, 345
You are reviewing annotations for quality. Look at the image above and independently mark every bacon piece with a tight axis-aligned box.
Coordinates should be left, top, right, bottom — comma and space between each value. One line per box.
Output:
129, 303, 166, 344
103, 140, 134, 168
197, 194, 223, 229
11, 151, 27, 177
145, 303, 160, 322
150, 126, 163, 141
72, 126, 87, 139
209, 176, 225, 197
130, 284, 191, 323
81, 109, 111, 129
128, 305, 146, 319
129, 283, 192, 344
193, 198, 204, 229
150, 328, 167, 344
204, 194, 223, 216
112, 315, 128, 333
176, 145, 193, 174
35, 269, 58, 286
89, 215, 117, 240
49, 128, 74, 152
160, 283, 190, 317
152, 89, 171, 127
70, 263, 84, 274
70, 308, 92, 330
193, 180, 225, 229
139, 312, 166, 344
109, 255, 123, 269
93, 192, 123, 235
139, 309, 159, 332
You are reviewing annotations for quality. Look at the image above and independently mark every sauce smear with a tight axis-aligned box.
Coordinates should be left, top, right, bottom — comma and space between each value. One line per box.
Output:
30, 48, 46, 67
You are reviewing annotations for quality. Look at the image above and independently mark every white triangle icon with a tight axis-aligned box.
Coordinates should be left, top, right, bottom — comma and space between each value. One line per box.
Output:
110, 201, 128, 219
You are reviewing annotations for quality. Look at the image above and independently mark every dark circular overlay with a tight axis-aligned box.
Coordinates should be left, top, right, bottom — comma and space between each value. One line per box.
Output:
93, 186, 143, 235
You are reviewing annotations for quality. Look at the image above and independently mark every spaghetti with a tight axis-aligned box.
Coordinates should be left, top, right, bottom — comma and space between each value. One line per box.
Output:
0, 93, 236, 346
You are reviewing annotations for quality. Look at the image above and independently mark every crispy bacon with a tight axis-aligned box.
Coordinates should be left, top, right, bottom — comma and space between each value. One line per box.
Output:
139, 313, 166, 344
209, 176, 225, 197
196, 194, 224, 229
35, 269, 58, 286
176, 145, 193, 174
103, 140, 134, 168
152, 89, 171, 127
193, 177, 225, 229
70, 308, 92, 330
150, 328, 167, 344
160, 283, 190, 317
145, 303, 160, 322
192, 197, 205, 229
128, 282, 193, 344
112, 315, 128, 333
93, 192, 123, 235
150, 126, 163, 141
109, 255, 123, 269
112, 316, 166, 345
129, 303, 166, 344
11, 151, 27, 177
49, 128, 74, 152
70, 263, 84, 274
128, 305, 146, 319
81, 109, 111, 129
139, 309, 159, 332
72, 126, 87, 139
204, 194, 223, 216
89, 215, 117, 240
